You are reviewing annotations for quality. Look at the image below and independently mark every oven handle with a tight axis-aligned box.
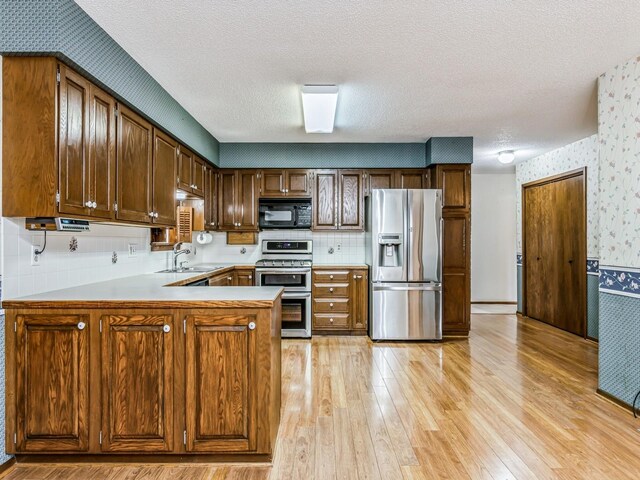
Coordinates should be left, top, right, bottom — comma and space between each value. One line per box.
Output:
256, 269, 311, 274
281, 292, 312, 299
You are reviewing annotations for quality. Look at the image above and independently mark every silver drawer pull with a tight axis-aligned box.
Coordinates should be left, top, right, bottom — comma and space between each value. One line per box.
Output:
248, 322, 256, 330
163, 324, 171, 333
330, 303, 334, 308
77, 322, 86, 330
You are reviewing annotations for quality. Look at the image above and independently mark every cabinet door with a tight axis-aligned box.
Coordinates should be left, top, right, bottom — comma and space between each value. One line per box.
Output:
87, 84, 116, 219
152, 129, 178, 226
208, 272, 234, 286
204, 166, 218, 230
260, 170, 286, 197
286, 169, 311, 196
442, 273, 469, 333
116, 105, 153, 223
192, 156, 205, 197
101, 314, 174, 452
58, 65, 90, 217
15, 314, 89, 452
185, 314, 257, 452
312, 170, 338, 230
351, 269, 368, 330
177, 146, 194, 192
235, 269, 255, 286
365, 170, 395, 196
218, 171, 237, 230
396, 169, 427, 189
338, 170, 364, 230
236, 170, 259, 231
435, 165, 470, 210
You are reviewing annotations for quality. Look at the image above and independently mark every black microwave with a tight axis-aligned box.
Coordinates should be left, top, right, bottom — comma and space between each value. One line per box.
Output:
259, 198, 312, 229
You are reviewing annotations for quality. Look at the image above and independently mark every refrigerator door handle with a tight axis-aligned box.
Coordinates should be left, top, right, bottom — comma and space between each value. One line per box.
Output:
373, 283, 441, 291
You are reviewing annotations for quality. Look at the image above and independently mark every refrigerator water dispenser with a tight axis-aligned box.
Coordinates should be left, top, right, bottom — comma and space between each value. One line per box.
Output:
377, 233, 403, 267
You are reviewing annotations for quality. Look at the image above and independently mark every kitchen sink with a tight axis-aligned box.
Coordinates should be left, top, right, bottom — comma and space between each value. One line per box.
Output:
157, 266, 220, 274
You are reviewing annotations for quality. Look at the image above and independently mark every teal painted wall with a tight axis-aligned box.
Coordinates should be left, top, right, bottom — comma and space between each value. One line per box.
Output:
0, 0, 220, 165
220, 143, 427, 169
426, 137, 473, 165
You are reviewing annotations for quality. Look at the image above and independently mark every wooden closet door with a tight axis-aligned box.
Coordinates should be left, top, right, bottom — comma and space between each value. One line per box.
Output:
524, 184, 545, 322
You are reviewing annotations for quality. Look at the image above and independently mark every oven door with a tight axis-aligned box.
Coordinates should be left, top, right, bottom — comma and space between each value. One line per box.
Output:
280, 292, 311, 338
256, 269, 311, 291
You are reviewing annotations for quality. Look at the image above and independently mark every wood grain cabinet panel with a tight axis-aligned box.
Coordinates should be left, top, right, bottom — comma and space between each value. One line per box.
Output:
351, 269, 369, 330
365, 170, 395, 196
58, 65, 90, 217
338, 170, 364, 230
235, 269, 255, 286
185, 314, 257, 452
101, 314, 174, 452
177, 146, 194, 192
116, 105, 153, 224
312, 267, 368, 334
236, 170, 259, 230
434, 165, 470, 209
152, 129, 178, 226
204, 166, 218, 229
442, 273, 469, 332
192, 157, 206, 197
395, 169, 429, 189
286, 170, 311, 197
442, 216, 468, 270
261, 170, 286, 197
15, 314, 89, 452
312, 170, 338, 230
218, 171, 237, 230
87, 84, 116, 219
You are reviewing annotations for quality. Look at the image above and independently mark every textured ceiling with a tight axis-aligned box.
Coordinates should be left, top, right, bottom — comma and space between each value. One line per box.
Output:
75, 0, 640, 171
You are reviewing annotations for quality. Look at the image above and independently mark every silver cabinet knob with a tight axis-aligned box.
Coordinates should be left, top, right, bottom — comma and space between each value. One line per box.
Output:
329, 318, 334, 323
227, 276, 232, 281
149, 211, 154, 217
248, 321, 256, 330
77, 322, 86, 330
155, 212, 159, 218
329, 287, 334, 292
92, 201, 97, 208
163, 324, 171, 333
248, 275, 252, 280
85, 201, 92, 207
330, 275, 334, 279
353, 275, 356, 279
285, 189, 289, 193
330, 303, 334, 308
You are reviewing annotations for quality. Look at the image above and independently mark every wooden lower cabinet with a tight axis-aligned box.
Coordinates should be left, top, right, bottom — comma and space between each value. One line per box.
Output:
185, 314, 257, 452
312, 266, 368, 334
208, 267, 255, 287
5, 304, 281, 458
235, 268, 255, 286
101, 314, 173, 452
14, 313, 90, 452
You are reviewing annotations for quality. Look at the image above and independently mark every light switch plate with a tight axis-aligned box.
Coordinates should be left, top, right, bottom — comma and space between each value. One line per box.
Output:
128, 243, 138, 257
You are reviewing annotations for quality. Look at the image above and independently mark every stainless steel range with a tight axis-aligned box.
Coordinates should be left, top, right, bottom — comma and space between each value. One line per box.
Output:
255, 240, 312, 338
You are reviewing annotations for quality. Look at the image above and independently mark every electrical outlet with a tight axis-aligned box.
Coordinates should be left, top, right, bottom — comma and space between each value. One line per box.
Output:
128, 243, 138, 257
31, 245, 42, 266
336, 243, 342, 252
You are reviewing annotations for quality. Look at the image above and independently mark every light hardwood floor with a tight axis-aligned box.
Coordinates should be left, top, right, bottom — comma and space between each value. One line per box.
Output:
3, 313, 640, 480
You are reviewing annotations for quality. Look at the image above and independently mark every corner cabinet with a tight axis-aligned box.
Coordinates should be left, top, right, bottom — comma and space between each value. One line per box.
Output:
5, 301, 282, 459
218, 170, 259, 231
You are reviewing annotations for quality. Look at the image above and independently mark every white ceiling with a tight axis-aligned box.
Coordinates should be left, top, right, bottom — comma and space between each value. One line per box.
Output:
76, 0, 640, 172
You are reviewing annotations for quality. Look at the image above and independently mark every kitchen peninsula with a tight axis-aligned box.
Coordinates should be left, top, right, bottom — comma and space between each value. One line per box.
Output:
2, 267, 282, 461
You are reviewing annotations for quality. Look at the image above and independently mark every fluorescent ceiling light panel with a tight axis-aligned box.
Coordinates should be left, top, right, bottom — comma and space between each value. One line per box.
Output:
301, 85, 339, 133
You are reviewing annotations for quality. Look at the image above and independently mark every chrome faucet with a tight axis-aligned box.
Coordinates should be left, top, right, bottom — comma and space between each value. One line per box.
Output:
172, 242, 191, 271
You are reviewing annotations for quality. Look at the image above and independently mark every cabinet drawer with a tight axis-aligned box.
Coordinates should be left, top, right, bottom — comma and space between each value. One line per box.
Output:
313, 298, 350, 313
313, 271, 350, 283
313, 314, 350, 329
313, 284, 349, 298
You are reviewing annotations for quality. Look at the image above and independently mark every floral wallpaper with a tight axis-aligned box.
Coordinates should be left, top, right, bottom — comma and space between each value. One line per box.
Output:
515, 135, 600, 258
598, 55, 640, 269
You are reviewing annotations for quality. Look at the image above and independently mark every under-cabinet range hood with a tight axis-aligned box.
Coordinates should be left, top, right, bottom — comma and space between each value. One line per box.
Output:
25, 217, 91, 232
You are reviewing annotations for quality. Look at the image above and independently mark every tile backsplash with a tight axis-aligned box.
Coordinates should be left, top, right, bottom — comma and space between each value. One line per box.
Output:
0, 218, 171, 300
185, 230, 366, 265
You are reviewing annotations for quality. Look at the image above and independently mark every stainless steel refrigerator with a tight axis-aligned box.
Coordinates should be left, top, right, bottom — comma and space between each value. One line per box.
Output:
366, 189, 443, 340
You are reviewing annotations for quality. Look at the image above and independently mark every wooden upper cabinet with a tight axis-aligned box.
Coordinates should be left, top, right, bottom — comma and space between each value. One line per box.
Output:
433, 164, 470, 210
88, 84, 116, 219
177, 146, 194, 192
152, 129, 178, 226
218, 170, 259, 231
192, 156, 205, 197
365, 170, 395, 196
338, 170, 364, 230
185, 314, 257, 452
15, 313, 89, 452
204, 166, 218, 230
260, 170, 286, 197
286, 169, 311, 196
260, 169, 310, 197
58, 65, 90, 217
396, 169, 429, 189
236, 170, 259, 230
312, 170, 338, 230
116, 104, 153, 223
101, 314, 174, 452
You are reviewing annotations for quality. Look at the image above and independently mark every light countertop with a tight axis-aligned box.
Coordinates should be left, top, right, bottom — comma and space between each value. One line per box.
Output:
2, 264, 282, 308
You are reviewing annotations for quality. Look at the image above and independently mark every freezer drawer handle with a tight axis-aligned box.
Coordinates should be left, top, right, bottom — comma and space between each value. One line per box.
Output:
373, 285, 441, 292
